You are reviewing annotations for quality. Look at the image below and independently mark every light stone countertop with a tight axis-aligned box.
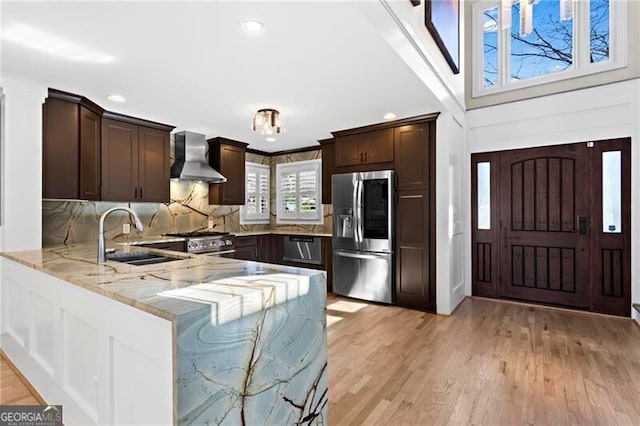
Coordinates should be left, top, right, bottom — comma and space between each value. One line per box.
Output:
0, 243, 325, 322
235, 230, 332, 237
115, 235, 187, 245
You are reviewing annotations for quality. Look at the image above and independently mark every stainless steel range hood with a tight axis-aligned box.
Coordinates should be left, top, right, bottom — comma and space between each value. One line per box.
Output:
170, 131, 227, 183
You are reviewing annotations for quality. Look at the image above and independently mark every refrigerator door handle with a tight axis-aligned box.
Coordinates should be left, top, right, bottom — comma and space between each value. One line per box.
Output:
351, 176, 359, 243
356, 178, 363, 243
334, 250, 391, 260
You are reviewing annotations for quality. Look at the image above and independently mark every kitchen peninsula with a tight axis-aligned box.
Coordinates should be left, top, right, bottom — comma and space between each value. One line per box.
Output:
0, 244, 327, 425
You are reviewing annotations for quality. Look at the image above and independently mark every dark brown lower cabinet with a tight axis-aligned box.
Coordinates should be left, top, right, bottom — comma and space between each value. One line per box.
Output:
323, 237, 333, 292
395, 190, 435, 312
258, 234, 283, 264
233, 236, 259, 261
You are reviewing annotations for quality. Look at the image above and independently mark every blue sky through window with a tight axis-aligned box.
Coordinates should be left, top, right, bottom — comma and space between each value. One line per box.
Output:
510, 0, 573, 81
590, 0, 609, 63
483, 7, 498, 86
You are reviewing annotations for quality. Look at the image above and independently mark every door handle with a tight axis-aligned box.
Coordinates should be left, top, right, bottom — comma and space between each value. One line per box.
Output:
335, 250, 391, 260
134, 187, 138, 199
577, 215, 588, 235
356, 180, 363, 243
139, 187, 143, 200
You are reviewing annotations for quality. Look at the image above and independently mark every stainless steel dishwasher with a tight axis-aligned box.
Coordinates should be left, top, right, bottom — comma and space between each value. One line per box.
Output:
282, 236, 322, 265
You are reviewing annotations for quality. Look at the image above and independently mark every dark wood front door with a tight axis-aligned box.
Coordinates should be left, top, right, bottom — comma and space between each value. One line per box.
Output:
472, 139, 631, 316
499, 144, 591, 309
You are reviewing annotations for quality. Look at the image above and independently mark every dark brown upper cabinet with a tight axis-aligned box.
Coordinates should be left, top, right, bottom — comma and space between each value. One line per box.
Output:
42, 90, 103, 200
394, 122, 433, 191
43, 88, 174, 203
318, 138, 335, 204
334, 128, 394, 168
101, 117, 171, 203
207, 137, 249, 205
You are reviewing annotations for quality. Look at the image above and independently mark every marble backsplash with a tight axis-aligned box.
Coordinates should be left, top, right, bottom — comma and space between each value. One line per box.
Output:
42, 149, 333, 247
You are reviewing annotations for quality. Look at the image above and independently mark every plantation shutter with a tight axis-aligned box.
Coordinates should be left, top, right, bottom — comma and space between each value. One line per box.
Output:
241, 162, 270, 223
276, 160, 322, 223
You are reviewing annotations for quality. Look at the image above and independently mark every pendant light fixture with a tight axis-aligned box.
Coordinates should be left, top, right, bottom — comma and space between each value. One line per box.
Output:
252, 108, 282, 135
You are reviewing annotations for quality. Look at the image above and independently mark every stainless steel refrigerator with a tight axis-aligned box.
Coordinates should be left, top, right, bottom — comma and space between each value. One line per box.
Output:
332, 170, 394, 304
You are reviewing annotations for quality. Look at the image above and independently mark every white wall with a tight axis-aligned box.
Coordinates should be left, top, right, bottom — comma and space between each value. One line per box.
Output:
466, 78, 640, 322
0, 78, 45, 251
436, 112, 466, 314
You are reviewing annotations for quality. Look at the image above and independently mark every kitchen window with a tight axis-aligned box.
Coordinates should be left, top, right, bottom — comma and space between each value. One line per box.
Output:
240, 162, 270, 224
276, 159, 323, 224
473, 0, 627, 96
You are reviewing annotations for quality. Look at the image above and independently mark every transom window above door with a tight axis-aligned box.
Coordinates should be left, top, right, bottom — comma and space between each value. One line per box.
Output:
472, 0, 627, 96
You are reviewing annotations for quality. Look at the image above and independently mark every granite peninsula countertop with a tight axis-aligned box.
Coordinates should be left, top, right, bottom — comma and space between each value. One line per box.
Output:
0, 243, 325, 322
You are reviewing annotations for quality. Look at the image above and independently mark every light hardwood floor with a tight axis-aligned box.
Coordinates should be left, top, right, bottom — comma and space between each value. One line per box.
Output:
3, 297, 640, 425
327, 295, 640, 425
0, 352, 42, 405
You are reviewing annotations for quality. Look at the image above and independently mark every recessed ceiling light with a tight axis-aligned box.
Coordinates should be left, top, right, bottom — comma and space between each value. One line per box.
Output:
383, 112, 397, 120
265, 136, 277, 142
241, 20, 265, 35
107, 94, 126, 103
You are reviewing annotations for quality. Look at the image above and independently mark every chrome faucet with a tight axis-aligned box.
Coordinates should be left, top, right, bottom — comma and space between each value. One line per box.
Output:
97, 207, 144, 263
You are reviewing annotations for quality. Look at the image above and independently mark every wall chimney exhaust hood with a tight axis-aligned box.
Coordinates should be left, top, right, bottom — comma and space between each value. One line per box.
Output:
170, 131, 227, 183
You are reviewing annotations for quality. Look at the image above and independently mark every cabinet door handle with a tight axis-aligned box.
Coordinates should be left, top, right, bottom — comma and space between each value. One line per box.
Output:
364, 152, 367, 162
134, 187, 138, 199
139, 187, 143, 200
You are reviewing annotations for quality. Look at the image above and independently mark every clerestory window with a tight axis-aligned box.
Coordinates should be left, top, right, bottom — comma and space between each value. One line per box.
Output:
473, 0, 627, 96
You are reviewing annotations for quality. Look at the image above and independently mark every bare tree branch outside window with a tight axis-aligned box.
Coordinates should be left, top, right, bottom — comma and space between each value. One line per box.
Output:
482, 0, 609, 86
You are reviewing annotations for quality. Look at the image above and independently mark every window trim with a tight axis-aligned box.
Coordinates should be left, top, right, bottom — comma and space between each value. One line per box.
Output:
276, 159, 323, 225
240, 162, 270, 225
472, 0, 628, 98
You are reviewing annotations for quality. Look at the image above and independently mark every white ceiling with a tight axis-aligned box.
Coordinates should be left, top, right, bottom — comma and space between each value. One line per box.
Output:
1, 1, 442, 152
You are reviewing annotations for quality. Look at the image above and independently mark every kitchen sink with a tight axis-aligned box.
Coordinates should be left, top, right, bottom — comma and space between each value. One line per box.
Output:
106, 251, 185, 266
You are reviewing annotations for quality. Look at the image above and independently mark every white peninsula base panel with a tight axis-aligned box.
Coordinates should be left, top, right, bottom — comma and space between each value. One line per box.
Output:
0, 259, 174, 425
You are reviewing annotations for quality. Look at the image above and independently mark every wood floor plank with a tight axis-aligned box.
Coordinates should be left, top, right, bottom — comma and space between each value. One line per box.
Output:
0, 352, 44, 406
328, 294, 640, 425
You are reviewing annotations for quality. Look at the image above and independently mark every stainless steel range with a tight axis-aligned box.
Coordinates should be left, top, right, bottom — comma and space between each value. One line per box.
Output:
164, 231, 235, 255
